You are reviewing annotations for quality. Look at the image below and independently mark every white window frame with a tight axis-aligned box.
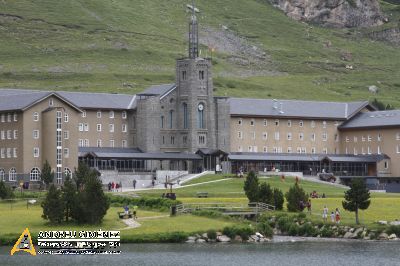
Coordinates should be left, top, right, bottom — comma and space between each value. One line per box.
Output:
97, 111, 102, 118
33, 112, 39, 122
13, 113, 17, 122
97, 124, 102, 132
64, 131, 69, 140
64, 148, 69, 158
64, 113, 69, 122
33, 147, 40, 158
13, 130, 18, 139
109, 111, 114, 119
33, 130, 39, 139
287, 132, 292, 141
109, 124, 114, 133
122, 111, 127, 119
122, 124, 127, 133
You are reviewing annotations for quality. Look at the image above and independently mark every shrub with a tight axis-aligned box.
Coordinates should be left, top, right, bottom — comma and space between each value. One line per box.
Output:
285, 183, 309, 212
108, 195, 181, 211
288, 224, 299, 236
0, 181, 14, 199
244, 171, 259, 202
206, 229, 217, 240
320, 227, 334, 238
297, 212, 307, 219
277, 216, 292, 232
41, 184, 64, 224
273, 188, 284, 210
258, 182, 273, 205
303, 223, 317, 237
256, 222, 273, 238
386, 225, 400, 236
222, 225, 255, 240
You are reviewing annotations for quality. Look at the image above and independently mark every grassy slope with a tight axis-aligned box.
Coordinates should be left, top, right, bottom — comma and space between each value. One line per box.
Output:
0, 0, 399, 106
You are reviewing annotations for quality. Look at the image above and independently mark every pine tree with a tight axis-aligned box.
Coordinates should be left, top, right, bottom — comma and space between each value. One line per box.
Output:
342, 179, 371, 225
0, 181, 14, 199
41, 160, 54, 190
41, 184, 64, 223
258, 182, 273, 205
244, 171, 259, 202
285, 183, 308, 212
61, 175, 77, 222
73, 161, 96, 191
273, 188, 284, 210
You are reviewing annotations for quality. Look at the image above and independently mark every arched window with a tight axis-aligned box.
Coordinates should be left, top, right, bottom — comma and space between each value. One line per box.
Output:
9, 168, 16, 181
30, 168, 41, 181
197, 103, 205, 129
0, 169, 4, 181
183, 103, 188, 129
169, 110, 174, 129
64, 168, 71, 179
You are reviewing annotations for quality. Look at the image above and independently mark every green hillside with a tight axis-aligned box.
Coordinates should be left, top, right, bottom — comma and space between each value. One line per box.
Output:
0, 0, 400, 106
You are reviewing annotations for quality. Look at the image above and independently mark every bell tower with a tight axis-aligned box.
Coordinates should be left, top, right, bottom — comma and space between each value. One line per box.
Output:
175, 1, 217, 152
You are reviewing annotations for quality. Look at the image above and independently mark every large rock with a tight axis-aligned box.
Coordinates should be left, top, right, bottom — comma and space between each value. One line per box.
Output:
217, 235, 231, 242
343, 232, 357, 239
269, 0, 383, 28
354, 228, 364, 237
389, 221, 400, 226
388, 234, 397, 240
378, 233, 389, 240
196, 238, 206, 243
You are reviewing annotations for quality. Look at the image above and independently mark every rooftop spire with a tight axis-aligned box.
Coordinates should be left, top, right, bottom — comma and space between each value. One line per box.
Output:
188, 0, 199, 59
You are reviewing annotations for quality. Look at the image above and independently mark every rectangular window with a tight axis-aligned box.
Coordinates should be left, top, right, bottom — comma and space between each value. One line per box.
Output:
238, 146, 242, 152
250, 119, 255, 126
297, 147, 302, 154
82, 111, 86, 118
248, 146, 253, 152
122, 140, 127, 147
275, 120, 279, 126
97, 111, 102, 118
7, 113, 11, 122
1, 114, 4, 122
97, 124, 102, 132
6, 148, 11, 158
33, 130, 39, 139
84, 123, 89, 132
287, 133, 292, 140
109, 111, 114, 118
182, 71, 186, 81
110, 140, 115, 147
377, 146, 381, 154
78, 139, 84, 147
310, 133, 316, 142
238, 119, 242, 126
311, 147, 316, 154
362, 136, 366, 142
122, 124, 127, 132
64, 113, 69, 122
354, 136, 358, 142
311, 120, 315, 128
299, 120, 303, 127
322, 132, 327, 141
263, 119, 267, 126
13, 148, 17, 158
301, 147, 306, 154
33, 112, 39, 121
384, 161, 389, 169
0, 131, 4, 140
84, 139, 89, 147
323, 148, 328, 154
263, 146, 268, 152
367, 146, 371, 154
122, 111, 127, 119
0, 148, 4, 158
64, 148, 69, 158
109, 124, 114, 133
287, 147, 292, 153
346, 136, 349, 142
238, 131, 243, 139
378, 133, 382, 142
33, 147, 40, 157
299, 133, 304, 141
287, 120, 291, 127
78, 123, 84, 132
97, 139, 102, 147
13, 130, 18, 139
368, 135, 372, 142
322, 121, 327, 128
64, 131, 69, 140
13, 113, 17, 122
354, 147, 358, 155
251, 132, 256, 140
274, 132, 280, 140
262, 132, 268, 140
7, 130, 11, 139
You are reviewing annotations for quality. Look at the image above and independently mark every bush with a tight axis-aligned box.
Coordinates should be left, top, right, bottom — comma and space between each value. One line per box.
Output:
277, 216, 292, 232
244, 171, 259, 202
256, 222, 273, 238
0, 181, 14, 199
320, 227, 334, 238
273, 188, 284, 210
288, 224, 299, 236
192, 210, 223, 219
206, 229, 217, 240
285, 183, 309, 212
302, 223, 317, 237
222, 225, 255, 240
108, 195, 181, 211
386, 225, 400, 236
297, 212, 307, 219
258, 182, 273, 205
41, 184, 64, 224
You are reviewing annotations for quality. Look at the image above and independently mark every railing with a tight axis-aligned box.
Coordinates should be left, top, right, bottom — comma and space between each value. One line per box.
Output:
175, 202, 275, 215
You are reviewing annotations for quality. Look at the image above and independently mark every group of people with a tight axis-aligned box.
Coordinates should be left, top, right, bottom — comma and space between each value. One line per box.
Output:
108, 181, 122, 192
299, 199, 312, 214
310, 190, 326, 199
322, 206, 341, 224
123, 205, 138, 220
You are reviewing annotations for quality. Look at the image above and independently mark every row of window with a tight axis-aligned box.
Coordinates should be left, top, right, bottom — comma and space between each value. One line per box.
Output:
0, 130, 18, 140
344, 145, 400, 155
181, 70, 205, 81
238, 119, 337, 128
78, 123, 127, 133
0, 148, 17, 158
237, 131, 332, 142
345, 133, 400, 142
0, 167, 72, 182
78, 139, 127, 148
84, 110, 127, 119
0, 113, 17, 122
238, 146, 329, 154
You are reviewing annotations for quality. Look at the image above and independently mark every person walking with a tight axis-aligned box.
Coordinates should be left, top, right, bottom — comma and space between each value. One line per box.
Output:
335, 208, 341, 224
133, 205, 138, 220
322, 205, 328, 223
330, 211, 335, 223
133, 179, 136, 190
306, 199, 312, 215
111, 181, 115, 192
108, 182, 112, 192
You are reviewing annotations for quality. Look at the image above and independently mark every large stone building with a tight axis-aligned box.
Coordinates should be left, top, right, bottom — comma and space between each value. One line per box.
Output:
1, 9, 400, 191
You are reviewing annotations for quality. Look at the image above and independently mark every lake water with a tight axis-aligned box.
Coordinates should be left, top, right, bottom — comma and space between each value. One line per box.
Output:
1, 240, 400, 266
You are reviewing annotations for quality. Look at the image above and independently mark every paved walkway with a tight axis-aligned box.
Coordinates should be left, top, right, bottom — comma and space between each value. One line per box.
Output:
120, 218, 141, 230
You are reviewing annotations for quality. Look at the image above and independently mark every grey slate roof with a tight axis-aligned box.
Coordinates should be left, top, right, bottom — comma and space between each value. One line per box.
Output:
339, 110, 400, 129
228, 152, 388, 162
229, 98, 370, 119
0, 89, 136, 111
139, 84, 176, 96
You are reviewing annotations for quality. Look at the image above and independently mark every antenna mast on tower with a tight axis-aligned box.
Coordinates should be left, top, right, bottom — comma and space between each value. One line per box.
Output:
188, 0, 199, 59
